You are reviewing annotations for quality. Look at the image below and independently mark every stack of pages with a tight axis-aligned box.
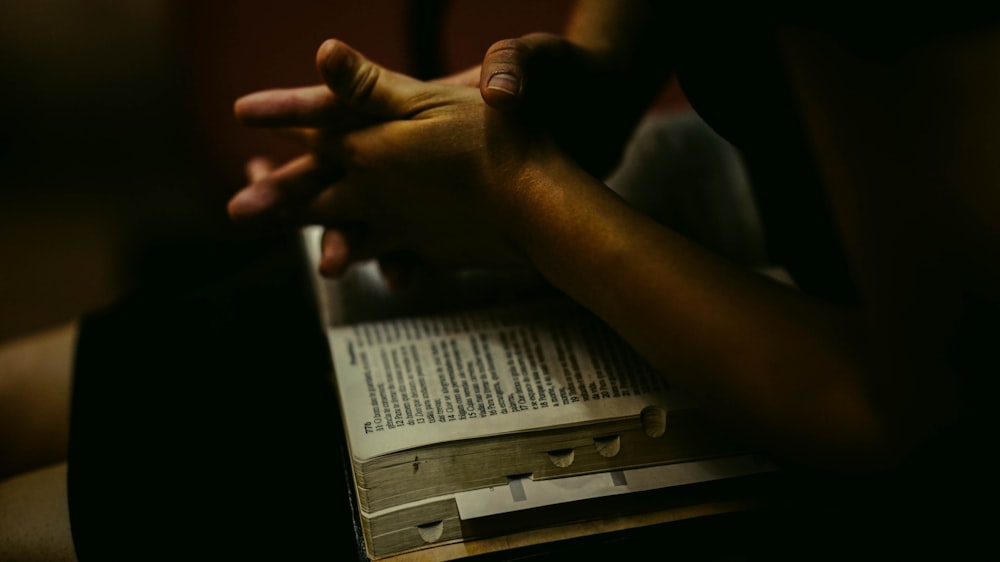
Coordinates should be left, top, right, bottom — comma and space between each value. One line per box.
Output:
300, 227, 777, 560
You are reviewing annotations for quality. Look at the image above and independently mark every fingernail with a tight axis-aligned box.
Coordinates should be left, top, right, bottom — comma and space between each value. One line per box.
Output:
487, 72, 520, 95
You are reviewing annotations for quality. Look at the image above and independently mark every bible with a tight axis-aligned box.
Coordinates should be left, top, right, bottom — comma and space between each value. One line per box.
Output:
300, 227, 777, 560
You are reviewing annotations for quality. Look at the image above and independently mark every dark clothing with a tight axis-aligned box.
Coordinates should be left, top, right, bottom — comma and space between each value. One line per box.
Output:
68, 232, 363, 561
668, 20, 856, 304
665, 17, 998, 559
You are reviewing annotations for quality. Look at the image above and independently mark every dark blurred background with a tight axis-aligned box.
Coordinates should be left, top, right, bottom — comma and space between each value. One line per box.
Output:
0, 0, 686, 343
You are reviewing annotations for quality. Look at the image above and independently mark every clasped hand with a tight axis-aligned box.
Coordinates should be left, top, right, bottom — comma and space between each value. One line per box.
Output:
229, 39, 549, 279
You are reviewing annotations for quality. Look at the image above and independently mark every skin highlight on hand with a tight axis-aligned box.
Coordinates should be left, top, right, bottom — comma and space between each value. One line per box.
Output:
245, 156, 274, 183
228, 154, 338, 224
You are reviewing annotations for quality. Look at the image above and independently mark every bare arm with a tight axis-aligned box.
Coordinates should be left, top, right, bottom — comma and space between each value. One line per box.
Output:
510, 25, 1000, 471
506, 143, 887, 471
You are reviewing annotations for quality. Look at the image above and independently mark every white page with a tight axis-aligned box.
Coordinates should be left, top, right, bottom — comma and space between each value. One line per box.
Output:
329, 299, 698, 460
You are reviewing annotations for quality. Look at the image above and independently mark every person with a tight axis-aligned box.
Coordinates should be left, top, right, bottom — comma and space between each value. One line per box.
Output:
2, 2, 998, 560
227, 2, 1000, 557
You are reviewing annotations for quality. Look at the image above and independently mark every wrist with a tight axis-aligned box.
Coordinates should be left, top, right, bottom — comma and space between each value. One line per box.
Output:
496, 145, 633, 275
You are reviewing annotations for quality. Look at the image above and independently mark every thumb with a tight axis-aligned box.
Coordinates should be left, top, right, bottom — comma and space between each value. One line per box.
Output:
479, 32, 567, 111
316, 39, 424, 118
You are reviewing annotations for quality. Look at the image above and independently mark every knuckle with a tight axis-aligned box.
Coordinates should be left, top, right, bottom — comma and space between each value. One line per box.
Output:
484, 33, 564, 75
484, 38, 528, 65
485, 38, 520, 55
347, 61, 380, 107
339, 134, 372, 170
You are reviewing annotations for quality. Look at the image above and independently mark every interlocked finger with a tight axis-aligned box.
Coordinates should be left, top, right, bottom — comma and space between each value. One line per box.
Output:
228, 153, 342, 224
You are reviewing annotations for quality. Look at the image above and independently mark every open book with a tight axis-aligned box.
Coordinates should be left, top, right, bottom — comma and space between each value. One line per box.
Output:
300, 227, 777, 559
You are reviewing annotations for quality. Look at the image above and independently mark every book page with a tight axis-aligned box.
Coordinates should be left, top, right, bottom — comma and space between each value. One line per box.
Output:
330, 300, 698, 461
453, 454, 777, 519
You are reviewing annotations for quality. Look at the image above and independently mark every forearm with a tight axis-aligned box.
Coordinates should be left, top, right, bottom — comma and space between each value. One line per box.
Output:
505, 151, 945, 471
563, 0, 653, 56
561, 0, 674, 121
